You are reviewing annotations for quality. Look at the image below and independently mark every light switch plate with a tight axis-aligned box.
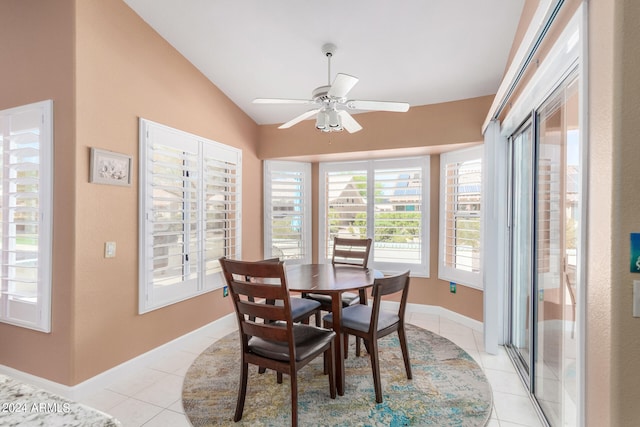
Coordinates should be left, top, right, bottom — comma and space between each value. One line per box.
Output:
105, 241, 116, 258
634, 281, 640, 317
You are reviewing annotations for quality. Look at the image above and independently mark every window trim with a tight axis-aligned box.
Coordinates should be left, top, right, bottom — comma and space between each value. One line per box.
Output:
438, 146, 483, 289
318, 156, 430, 277
263, 160, 312, 264
0, 100, 53, 333
138, 118, 241, 313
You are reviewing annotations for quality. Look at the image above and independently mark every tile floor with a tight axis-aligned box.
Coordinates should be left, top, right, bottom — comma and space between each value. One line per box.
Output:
79, 311, 545, 427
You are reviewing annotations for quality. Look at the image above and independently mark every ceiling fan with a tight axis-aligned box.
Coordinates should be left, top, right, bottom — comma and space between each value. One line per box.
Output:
253, 43, 410, 133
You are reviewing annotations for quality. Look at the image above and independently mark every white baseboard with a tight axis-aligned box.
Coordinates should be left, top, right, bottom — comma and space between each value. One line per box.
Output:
0, 305, 482, 401
0, 313, 237, 401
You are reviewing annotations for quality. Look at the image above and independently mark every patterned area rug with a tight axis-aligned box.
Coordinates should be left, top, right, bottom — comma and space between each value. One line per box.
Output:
182, 324, 492, 426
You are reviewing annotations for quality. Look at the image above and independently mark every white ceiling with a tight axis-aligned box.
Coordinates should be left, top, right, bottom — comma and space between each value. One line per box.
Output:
122, 0, 525, 126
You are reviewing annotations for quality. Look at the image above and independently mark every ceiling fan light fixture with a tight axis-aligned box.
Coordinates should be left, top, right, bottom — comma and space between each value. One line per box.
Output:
328, 109, 341, 128
316, 111, 328, 130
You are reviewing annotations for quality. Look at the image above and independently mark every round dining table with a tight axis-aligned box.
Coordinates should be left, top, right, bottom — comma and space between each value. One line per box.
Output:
285, 263, 383, 396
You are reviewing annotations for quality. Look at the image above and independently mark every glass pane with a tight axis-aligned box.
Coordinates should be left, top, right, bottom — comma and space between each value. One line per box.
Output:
1, 108, 41, 300
535, 74, 579, 427
149, 144, 194, 287
270, 170, 305, 260
510, 122, 534, 373
325, 170, 367, 256
373, 167, 422, 264
203, 158, 239, 270
444, 159, 481, 272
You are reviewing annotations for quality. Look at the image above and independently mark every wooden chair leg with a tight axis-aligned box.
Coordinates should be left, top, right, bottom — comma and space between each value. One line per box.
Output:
234, 361, 249, 421
290, 372, 298, 427
315, 310, 321, 327
277, 372, 283, 384
258, 367, 266, 374
327, 343, 336, 399
322, 319, 331, 375
344, 334, 349, 359
363, 339, 371, 355
397, 325, 413, 379
355, 337, 361, 356
369, 340, 383, 403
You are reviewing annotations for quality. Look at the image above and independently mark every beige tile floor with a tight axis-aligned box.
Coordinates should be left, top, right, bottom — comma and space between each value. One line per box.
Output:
79, 311, 545, 427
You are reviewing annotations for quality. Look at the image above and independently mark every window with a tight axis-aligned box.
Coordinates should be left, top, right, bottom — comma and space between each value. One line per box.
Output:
139, 119, 241, 313
0, 100, 53, 332
263, 160, 311, 264
319, 157, 429, 276
439, 146, 483, 288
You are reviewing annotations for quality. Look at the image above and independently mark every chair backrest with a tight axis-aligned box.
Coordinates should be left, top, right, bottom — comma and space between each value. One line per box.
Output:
331, 237, 372, 268
369, 270, 411, 332
248, 258, 280, 309
219, 258, 295, 355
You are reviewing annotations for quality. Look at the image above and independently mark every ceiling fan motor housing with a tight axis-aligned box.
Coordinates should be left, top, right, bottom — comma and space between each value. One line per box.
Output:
312, 85, 332, 102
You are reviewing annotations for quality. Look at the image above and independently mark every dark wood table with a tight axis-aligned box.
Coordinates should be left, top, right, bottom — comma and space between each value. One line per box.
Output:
285, 263, 382, 396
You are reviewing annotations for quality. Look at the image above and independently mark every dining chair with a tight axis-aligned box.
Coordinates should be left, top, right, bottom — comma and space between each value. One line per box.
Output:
323, 270, 412, 403
248, 258, 321, 325
304, 237, 372, 355
219, 257, 336, 426
304, 237, 372, 321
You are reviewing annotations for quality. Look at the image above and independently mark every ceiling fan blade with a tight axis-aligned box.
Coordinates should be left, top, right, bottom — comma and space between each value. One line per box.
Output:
338, 110, 363, 133
328, 73, 359, 99
345, 100, 410, 112
278, 109, 322, 129
253, 98, 315, 105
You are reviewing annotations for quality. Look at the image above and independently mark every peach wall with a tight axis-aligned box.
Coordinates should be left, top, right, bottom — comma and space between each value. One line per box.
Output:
71, 0, 261, 384
603, 0, 640, 424
262, 97, 490, 322
0, 0, 76, 384
259, 96, 492, 160
585, 0, 614, 423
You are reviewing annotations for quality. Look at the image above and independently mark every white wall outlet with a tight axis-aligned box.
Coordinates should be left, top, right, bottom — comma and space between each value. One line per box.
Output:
634, 280, 640, 318
105, 241, 116, 258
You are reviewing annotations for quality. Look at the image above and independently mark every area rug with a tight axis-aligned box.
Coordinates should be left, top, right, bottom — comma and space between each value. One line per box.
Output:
182, 324, 492, 426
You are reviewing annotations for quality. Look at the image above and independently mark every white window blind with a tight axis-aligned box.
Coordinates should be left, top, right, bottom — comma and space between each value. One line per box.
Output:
139, 119, 241, 313
0, 100, 53, 332
319, 157, 429, 276
439, 146, 483, 288
263, 161, 311, 264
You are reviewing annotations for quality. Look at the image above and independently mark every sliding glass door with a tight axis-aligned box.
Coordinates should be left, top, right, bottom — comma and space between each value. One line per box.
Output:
509, 120, 534, 379
507, 71, 580, 427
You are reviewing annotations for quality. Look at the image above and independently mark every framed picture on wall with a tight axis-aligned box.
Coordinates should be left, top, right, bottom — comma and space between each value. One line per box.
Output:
90, 148, 132, 186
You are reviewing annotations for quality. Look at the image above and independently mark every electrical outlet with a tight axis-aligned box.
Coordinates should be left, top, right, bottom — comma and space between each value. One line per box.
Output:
449, 282, 456, 294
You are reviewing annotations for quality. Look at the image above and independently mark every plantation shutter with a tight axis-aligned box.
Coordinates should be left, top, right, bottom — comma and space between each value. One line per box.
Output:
0, 100, 53, 332
263, 161, 311, 264
139, 119, 241, 313
319, 157, 429, 276
439, 146, 483, 287
324, 166, 368, 260
202, 142, 241, 280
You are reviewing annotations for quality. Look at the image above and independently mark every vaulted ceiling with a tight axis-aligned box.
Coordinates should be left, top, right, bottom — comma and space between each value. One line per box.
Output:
123, 0, 524, 127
